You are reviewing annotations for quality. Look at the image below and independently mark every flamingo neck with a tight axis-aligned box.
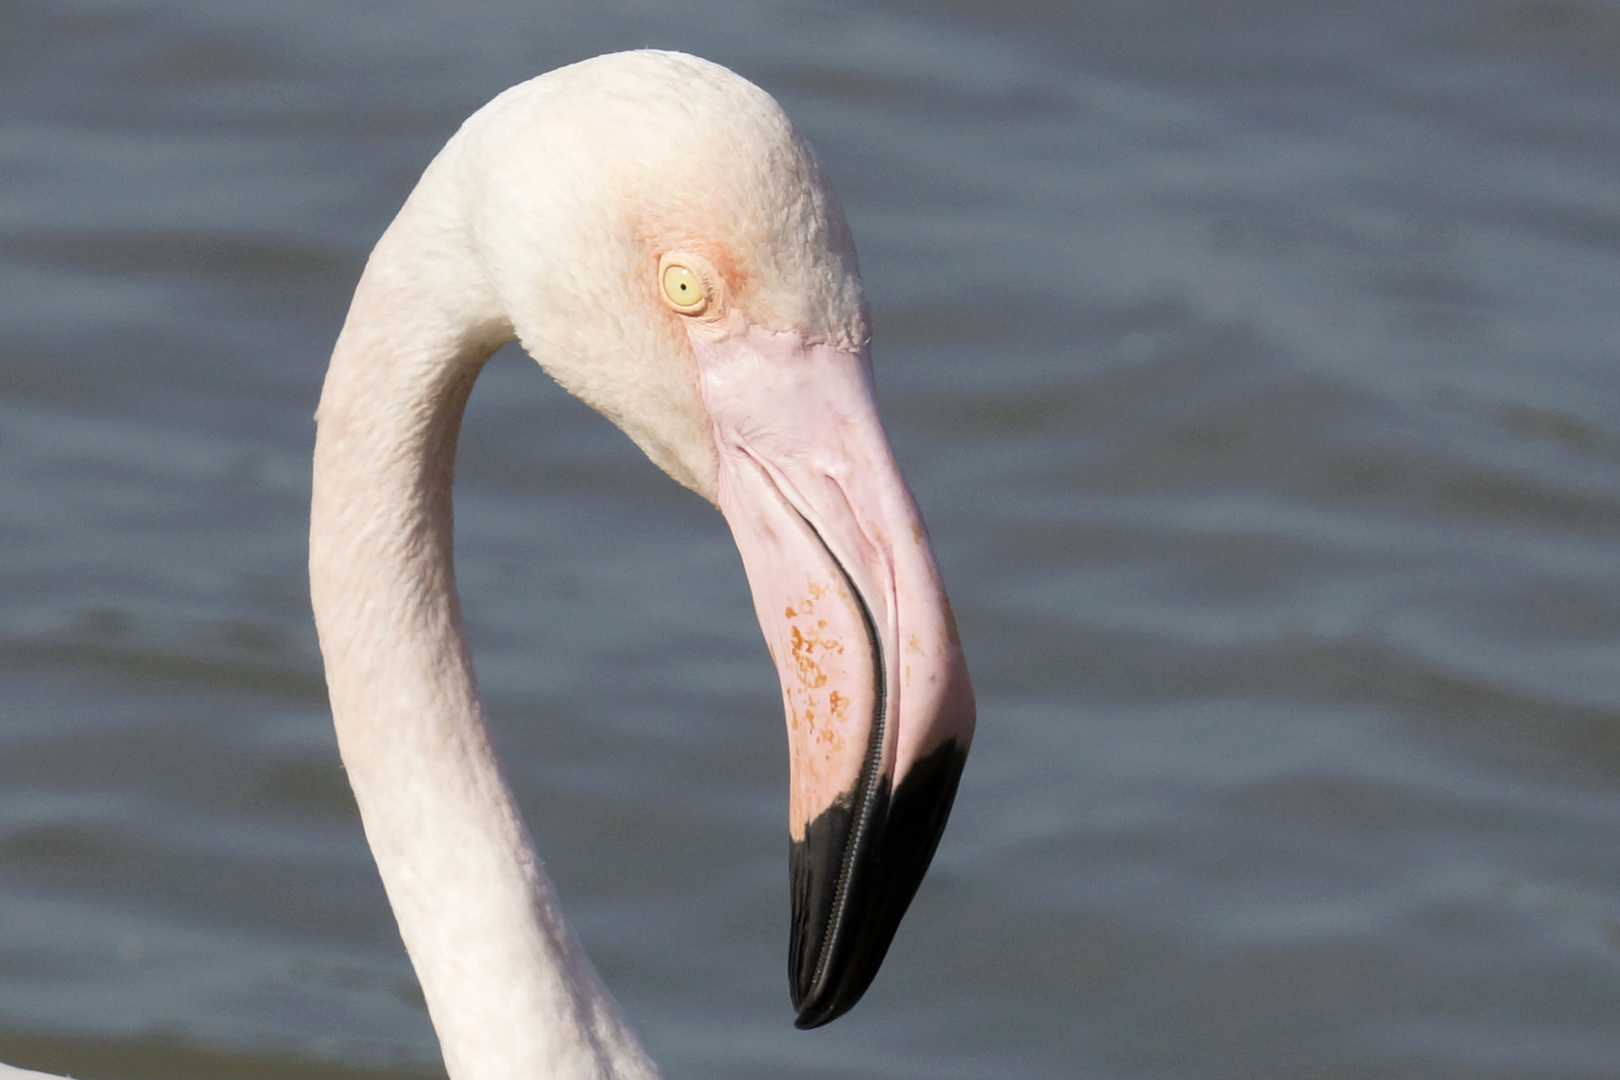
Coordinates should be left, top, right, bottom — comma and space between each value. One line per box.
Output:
309, 184, 660, 1080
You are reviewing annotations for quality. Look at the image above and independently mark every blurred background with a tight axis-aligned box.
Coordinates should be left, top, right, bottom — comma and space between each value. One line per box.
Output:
2, 1, 1619, 1077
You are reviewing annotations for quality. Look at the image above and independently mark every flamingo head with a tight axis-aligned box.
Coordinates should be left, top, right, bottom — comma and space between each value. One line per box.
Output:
455, 50, 975, 1028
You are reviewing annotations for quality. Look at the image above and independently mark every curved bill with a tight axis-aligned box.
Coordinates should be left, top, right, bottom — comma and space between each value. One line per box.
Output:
694, 325, 976, 1029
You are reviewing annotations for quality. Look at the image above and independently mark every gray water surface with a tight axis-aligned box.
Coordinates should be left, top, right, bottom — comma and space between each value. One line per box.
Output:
3, 2, 1620, 1078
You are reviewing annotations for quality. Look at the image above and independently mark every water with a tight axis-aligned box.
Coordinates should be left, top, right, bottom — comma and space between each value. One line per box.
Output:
3, 1, 1619, 1077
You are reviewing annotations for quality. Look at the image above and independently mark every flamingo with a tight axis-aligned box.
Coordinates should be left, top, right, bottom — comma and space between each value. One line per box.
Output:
2, 50, 974, 1080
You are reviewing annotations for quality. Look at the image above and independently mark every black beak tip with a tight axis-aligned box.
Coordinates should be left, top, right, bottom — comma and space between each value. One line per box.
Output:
787, 739, 968, 1029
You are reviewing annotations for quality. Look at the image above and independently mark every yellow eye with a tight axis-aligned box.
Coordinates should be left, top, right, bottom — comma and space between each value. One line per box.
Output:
661, 262, 708, 312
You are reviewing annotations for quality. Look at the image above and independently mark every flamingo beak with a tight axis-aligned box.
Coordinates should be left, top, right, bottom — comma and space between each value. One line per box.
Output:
693, 325, 976, 1029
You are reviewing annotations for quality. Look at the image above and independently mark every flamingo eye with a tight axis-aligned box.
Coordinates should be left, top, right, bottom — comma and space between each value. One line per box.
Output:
661, 263, 708, 313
